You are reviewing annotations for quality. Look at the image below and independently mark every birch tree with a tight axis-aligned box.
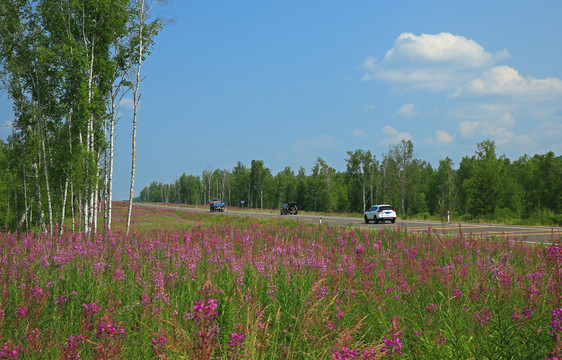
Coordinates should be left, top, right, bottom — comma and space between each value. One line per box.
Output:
389, 139, 414, 217
345, 149, 374, 213
125, 0, 166, 234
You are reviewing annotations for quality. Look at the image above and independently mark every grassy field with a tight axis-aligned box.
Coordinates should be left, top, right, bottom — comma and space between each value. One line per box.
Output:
0, 201, 560, 359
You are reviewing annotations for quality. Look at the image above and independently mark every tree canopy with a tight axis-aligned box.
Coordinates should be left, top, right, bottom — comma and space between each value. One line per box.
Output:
138, 140, 562, 226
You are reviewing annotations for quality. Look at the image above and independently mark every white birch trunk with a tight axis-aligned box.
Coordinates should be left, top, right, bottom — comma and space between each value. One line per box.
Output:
126, 0, 146, 234
60, 176, 69, 234
32, 160, 45, 230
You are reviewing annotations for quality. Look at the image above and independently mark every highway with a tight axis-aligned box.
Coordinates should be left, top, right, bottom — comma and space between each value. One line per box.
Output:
136, 203, 561, 244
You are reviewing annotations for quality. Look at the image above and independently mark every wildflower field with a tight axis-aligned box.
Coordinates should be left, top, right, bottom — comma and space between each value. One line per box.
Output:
1, 202, 561, 359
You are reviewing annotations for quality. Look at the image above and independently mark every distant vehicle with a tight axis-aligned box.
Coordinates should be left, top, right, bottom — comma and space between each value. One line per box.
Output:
280, 202, 298, 215
364, 204, 396, 224
209, 198, 226, 212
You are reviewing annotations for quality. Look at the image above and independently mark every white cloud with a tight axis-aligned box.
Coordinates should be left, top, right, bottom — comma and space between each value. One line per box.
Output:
456, 109, 538, 149
424, 129, 454, 145
352, 129, 368, 138
458, 113, 515, 139
384, 32, 507, 69
380, 125, 412, 146
459, 121, 479, 137
435, 130, 454, 144
362, 56, 377, 71
382, 125, 398, 137
393, 103, 418, 118
364, 33, 562, 102
466, 65, 562, 100
363, 32, 509, 91
119, 97, 135, 109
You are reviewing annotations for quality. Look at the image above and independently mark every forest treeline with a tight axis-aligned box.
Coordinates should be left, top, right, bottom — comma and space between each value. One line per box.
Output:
140, 139, 562, 225
0, 1, 166, 233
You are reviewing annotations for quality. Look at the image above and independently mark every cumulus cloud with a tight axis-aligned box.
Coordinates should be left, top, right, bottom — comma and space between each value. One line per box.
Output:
379, 125, 412, 146
384, 32, 507, 68
393, 103, 418, 118
363, 32, 509, 91
435, 130, 454, 144
467, 65, 562, 100
456, 110, 537, 149
424, 129, 454, 145
363, 32, 562, 102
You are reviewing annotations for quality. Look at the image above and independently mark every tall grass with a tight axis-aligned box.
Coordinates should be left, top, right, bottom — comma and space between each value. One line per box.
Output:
0, 202, 560, 359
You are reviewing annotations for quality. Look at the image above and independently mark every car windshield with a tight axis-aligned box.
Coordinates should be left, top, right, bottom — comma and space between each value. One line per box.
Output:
379, 205, 393, 211
369, 206, 377, 211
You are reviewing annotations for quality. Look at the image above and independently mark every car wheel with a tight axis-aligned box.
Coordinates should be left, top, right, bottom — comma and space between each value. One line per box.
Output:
391, 219, 395, 223
374, 218, 379, 224
364, 216, 370, 224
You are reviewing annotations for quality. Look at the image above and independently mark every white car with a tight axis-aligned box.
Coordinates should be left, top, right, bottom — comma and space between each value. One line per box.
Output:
364, 205, 396, 224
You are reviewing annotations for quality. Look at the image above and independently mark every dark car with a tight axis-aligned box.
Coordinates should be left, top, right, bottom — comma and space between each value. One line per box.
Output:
280, 202, 298, 215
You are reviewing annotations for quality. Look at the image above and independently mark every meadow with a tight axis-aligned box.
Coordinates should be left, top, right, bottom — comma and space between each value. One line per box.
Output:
0, 202, 560, 359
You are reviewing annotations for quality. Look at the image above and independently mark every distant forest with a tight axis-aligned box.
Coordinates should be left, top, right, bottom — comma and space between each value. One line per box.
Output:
140, 139, 562, 226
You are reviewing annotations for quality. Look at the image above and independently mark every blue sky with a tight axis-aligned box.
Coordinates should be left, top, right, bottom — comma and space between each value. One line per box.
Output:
1, 1, 562, 200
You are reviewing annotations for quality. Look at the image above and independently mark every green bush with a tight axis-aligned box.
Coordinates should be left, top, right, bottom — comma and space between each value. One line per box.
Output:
415, 212, 431, 220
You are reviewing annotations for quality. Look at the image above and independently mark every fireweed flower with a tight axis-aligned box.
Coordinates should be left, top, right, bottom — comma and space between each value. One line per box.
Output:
82, 302, 100, 316
229, 332, 245, 348
381, 336, 403, 355
0, 340, 22, 359
152, 333, 167, 356
96, 318, 126, 339
189, 298, 220, 359
551, 308, 562, 333
15, 306, 28, 319
452, 289, 462, 299
193, 298, 218, 321
63, 334, 84, 359
330, 346, 358, 359
381, 317, 403, 355
54, 296, 67, 305
475, 308, 491, 325
228, 331, 245, 358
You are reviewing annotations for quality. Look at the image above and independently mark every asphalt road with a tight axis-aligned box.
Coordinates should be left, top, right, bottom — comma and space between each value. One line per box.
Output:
136, 203, 561, 244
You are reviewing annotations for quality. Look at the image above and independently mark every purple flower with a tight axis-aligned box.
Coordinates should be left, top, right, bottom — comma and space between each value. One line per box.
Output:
475, 308, 491, 325
96, 318, 126, 340
14, 306, 28, 319
330, 346, 358, 359
229, 332, 245, 348
452, 289, 462, 299
63, 334, 84, 359
0, 340, 22, 359
82, 302, 100, 316
152, 333, 167, 355
551, 307, 562, 334
381, 336, 403, 355
192, 298, 218, 321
